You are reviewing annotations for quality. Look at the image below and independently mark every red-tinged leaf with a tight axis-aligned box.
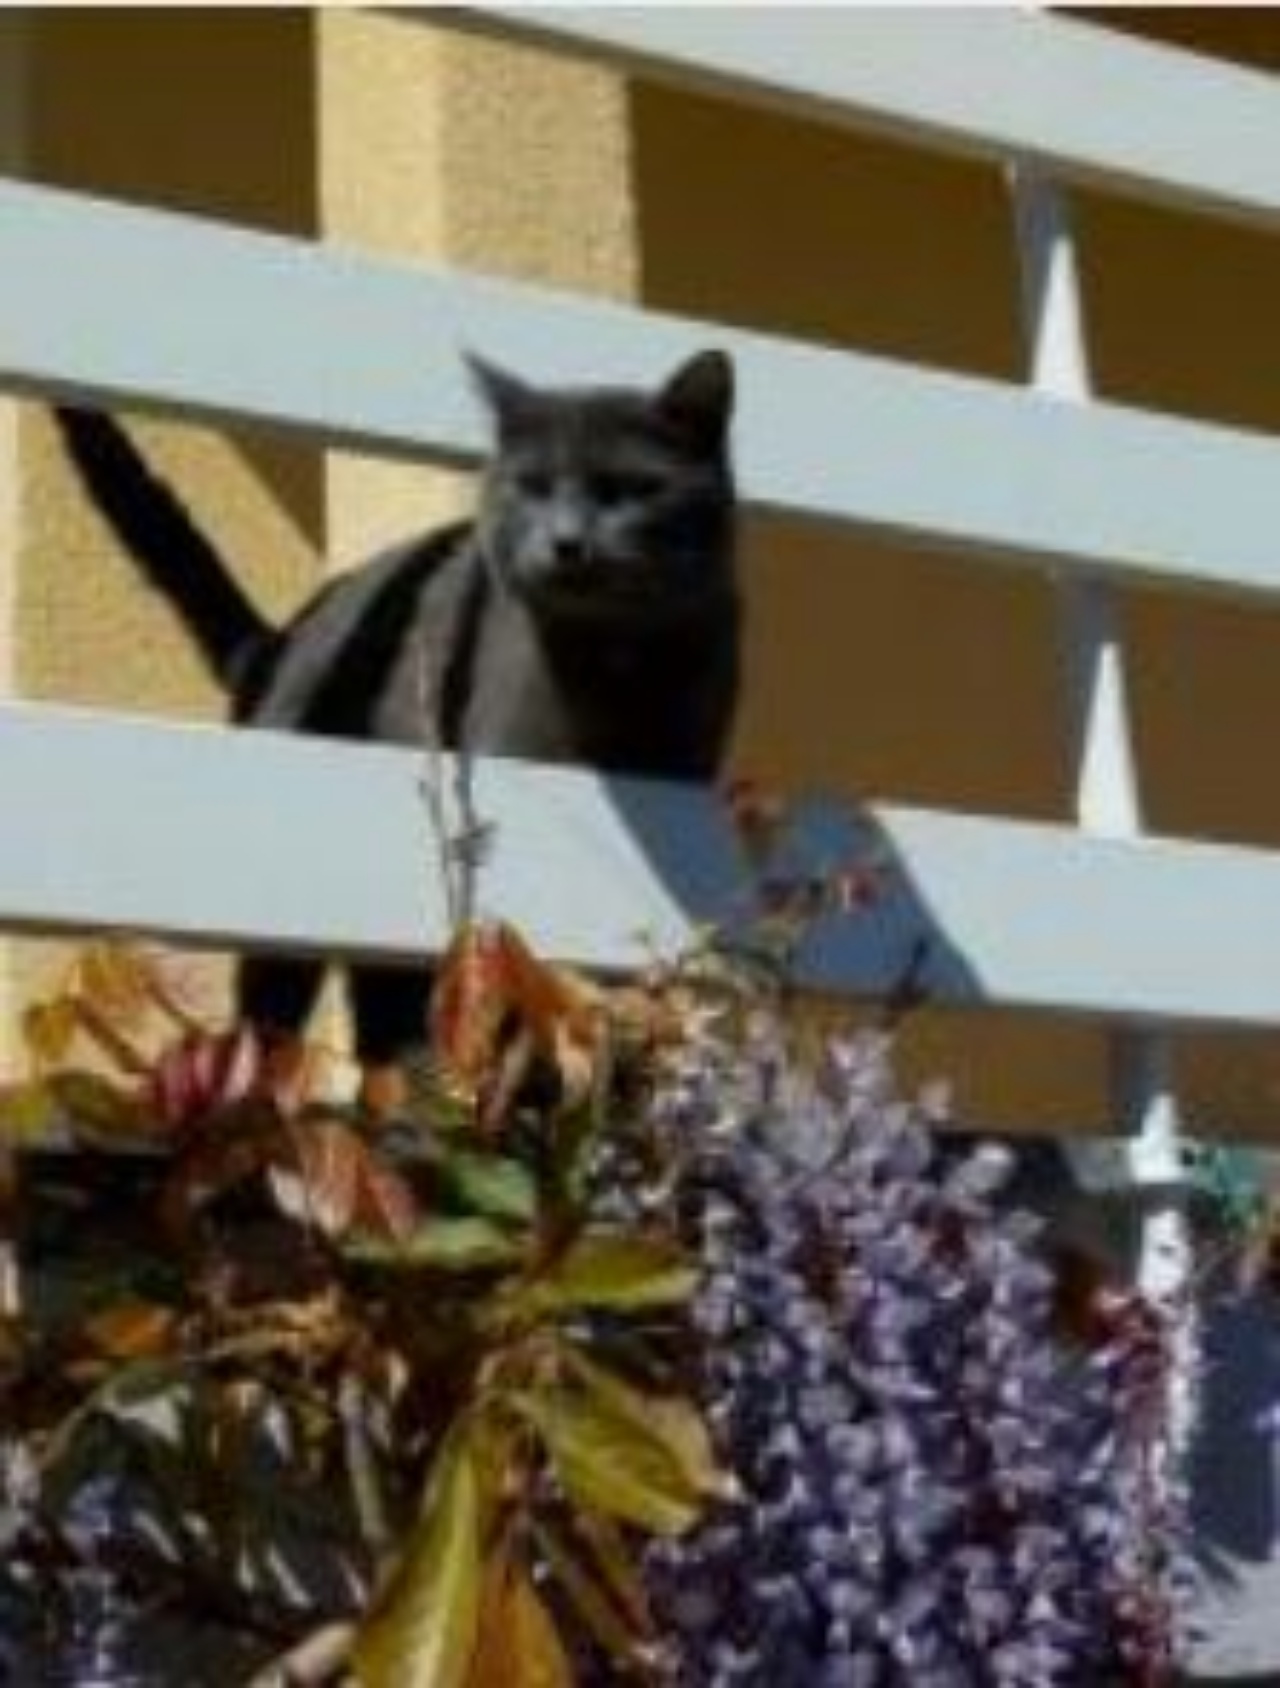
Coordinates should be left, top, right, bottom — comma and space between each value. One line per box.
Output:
269, 1120, 360, 1237
268, 1121, 419, 1243
518, 1233, 697, 1319
353, 1428, 485, 1688
150, 1040, 200, 1129
352, 1150, 420, 1242
519, 1386, 705, 1536
208, 1026, 263, 1110
81, 1299, 178, 1362
148, 1028, 264, 1130
467, 1553, 573, 1688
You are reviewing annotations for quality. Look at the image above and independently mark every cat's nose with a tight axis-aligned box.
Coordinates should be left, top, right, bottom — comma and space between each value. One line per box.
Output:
553, 534, 588, 568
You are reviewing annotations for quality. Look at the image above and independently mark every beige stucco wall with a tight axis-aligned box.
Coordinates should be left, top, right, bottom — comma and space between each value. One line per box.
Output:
6, 8, 1280, 1134
316, 11, 639, 564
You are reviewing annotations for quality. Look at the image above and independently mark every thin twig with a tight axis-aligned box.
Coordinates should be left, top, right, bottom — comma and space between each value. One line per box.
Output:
415, 621, 462, 932
412, 602, 494, 940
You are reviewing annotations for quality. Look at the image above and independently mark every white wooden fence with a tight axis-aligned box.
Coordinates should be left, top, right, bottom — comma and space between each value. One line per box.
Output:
3, 9, 1280, 1140
8, 15, 1280, 1667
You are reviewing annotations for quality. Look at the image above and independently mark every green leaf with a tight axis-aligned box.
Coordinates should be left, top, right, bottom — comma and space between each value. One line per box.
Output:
519, 1385, 704, 1536
346, 1216, 527, 1272
564, 1350, 732, 1505
354, 1428, 485, 1688
440, 1150, 537, 1226
518, 1233, 697, 1319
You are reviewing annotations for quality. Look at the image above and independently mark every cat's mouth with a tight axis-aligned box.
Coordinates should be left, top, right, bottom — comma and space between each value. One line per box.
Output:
528, 555, 663, 609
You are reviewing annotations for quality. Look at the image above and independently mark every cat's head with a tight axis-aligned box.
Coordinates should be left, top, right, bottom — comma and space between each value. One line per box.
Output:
469, 349, 736, 621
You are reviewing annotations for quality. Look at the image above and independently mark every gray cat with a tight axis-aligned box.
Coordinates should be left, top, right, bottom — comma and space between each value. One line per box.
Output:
54, 350, 740, 1062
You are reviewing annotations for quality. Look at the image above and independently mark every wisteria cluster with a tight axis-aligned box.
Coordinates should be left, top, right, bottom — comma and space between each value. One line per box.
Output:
638, 1017, 1177, 1687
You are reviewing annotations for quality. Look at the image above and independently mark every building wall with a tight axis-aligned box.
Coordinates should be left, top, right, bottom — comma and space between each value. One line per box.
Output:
11, 9, 320, 1022
4, 7, 1279, 1134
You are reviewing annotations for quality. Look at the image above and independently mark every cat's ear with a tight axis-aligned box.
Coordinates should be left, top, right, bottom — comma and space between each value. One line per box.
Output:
655, 350, 734, 453
465, 353, 542, 435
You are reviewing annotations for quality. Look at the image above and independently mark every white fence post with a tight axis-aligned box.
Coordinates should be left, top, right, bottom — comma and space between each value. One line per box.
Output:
1009, 162, 1194, 1454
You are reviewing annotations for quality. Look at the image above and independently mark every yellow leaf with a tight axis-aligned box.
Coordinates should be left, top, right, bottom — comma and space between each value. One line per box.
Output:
0, 1080, 59, 1143
76, 945, 153, 1033
353, 1428, 485, 1688
22, 998, 77, 1072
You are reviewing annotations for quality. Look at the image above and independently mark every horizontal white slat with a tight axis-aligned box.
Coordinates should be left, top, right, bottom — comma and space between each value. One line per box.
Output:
461, 6, 1280, 228
4, 701, 1280, 1032
6, 179, 1280, 601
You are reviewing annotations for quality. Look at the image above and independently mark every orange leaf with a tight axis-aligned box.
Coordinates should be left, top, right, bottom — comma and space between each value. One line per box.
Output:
466, 1553, 573, 1688
82, 1299, 178, 1361
431, 924, 519, 1104
432, 923, 606, 1122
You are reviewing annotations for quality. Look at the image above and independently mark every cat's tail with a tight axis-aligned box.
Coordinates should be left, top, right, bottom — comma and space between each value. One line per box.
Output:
54, 406, 275, 691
